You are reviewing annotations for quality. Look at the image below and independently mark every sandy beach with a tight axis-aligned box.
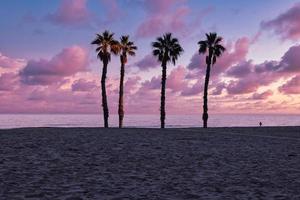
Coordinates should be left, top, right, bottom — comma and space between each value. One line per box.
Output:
0, 127, 300, 199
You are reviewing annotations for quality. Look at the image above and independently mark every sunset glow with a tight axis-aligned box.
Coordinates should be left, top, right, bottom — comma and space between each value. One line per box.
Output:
0, 0, 299, 114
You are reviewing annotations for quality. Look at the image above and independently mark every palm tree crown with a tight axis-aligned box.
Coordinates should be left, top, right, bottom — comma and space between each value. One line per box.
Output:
152, 33, 183, 65
119, 35, 137, 62
198, 32, 226, 64
91, 30, 119, 62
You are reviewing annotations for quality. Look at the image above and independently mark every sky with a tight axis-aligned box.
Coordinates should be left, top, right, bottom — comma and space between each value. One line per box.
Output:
0, 0, 299, 114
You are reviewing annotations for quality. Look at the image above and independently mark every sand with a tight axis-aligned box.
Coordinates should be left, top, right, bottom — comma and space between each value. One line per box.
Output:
0, 127, 300, 199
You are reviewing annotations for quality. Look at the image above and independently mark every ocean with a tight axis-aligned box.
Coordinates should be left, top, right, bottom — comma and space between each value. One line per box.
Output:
0, 114, 299, 129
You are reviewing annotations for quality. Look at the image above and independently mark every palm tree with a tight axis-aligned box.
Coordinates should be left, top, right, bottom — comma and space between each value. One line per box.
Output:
198, 33, 226, 128
91, 30, 119, 128
118, 35, 137, 128
152, 33, 183, 128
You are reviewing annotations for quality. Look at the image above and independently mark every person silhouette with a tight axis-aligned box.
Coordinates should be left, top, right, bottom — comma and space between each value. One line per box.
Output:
259, 122, 262, 127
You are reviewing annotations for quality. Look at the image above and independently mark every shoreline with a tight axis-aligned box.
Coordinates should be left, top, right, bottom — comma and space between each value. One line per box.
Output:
1, 125, 300, 130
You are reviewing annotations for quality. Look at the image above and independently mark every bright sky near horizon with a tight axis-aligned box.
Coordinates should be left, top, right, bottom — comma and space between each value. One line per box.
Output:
0, 0, 299, 114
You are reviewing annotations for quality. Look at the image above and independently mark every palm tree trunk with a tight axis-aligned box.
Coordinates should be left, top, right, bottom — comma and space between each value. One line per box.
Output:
161, 61, 167, 129
101, 59, 109, 128
203, 52, 212, 128
118, 57, 125, 128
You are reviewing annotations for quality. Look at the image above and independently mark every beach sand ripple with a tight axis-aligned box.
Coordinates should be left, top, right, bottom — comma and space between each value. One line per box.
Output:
0, 127, 300, 199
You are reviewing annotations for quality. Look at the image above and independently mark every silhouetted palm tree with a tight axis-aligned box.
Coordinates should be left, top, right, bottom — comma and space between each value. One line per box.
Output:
118, 35, 137, 128
198, 33, 226, 128
91, 30, 119, 128
152, 33, 183, 128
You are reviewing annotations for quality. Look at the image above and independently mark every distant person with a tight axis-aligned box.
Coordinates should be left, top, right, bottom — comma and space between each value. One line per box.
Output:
259, 122, 262, 127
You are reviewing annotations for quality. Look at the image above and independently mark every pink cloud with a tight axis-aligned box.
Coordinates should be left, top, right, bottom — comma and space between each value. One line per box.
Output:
187, 37, 250, 78
224, 44, 300, 95
25, 88, 99, 113
136, 17, 166, 38
0, 53, 25, 68
187, 52, 204, 71
184, 41, 300, 97
225, 61, 278, 95
101, 0, 123, 23
136, 66, 189, 93
47, 0, 91, 26
124, 76, 141, 94
167, 66, 188, 92
183, 37, 251, 97
181, 79, 203, 96
278, 45, 300, 73
134, 54, 159, 71
227, 80, 259, 95
0, 65, 194, 114
1, 39, 299, 115
261, 3, 300, 41
213, 37, 250, 75
251, 90, 273, 100
226, 67, 279, 95
106, 77, 120, 94
211, 82, 226, 95
279, 75, 300, 94
226, 61, 253, 78
254, 44, 300, 74
72, 79, 97, 92
0, 73, 18, 91
254, 61, 279, 73
27, 89, 47, 101
20, 45, 88, 85
135, 0, 203, 38
125, 78, 191, 115
171, 7, 190, 30
18, 79, 102, 113
182, 37, 251, 96
141, 76, 161, 90
143, 0, 175, 13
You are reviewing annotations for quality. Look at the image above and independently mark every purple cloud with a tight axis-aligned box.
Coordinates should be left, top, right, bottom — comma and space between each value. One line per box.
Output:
134, 54, 159, 71
141, 76, 161, 90
187, 37, 250, 77
261, 3, 300, 40
72, 79, 97, 92
251, 90, 273, 100
226, 61, 253, 78
20, 46, 88, 85
279, 75, 300, 94
135, 0, 206, 38
0, 53, 25, 68
0, 73, 18, 91
181, 79, 203, 96
46, 0, 91, 27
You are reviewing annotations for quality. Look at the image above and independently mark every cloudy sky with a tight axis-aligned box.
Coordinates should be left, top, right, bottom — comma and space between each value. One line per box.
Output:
0, 0, 299, 114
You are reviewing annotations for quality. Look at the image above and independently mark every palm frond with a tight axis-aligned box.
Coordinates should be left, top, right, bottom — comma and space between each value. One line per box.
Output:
91, 30, 118, 62
118, 35, 137, 58
198, 32, 226, 64
215, 37, 223, 44
209, 32, 217, 43
130, 46, 138, 50
152, 33, 183, 65
215, 44, 226, 52
128, 51, 136, 56
91, 37, 100, 45
152, 41, 163, 49
198, 42, 207, 54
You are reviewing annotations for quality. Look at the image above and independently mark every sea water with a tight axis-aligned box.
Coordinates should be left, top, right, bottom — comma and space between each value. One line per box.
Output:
0, 114, 299, 129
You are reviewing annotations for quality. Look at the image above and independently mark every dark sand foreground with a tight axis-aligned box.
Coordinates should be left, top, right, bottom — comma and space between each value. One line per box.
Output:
0, 127, 300, 199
